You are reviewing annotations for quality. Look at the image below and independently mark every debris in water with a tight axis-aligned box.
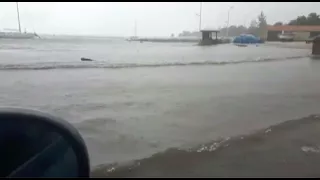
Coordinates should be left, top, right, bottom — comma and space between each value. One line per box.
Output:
107, 167, 115, 173
81, 57, 94, 61
209, 144, 216, 151
197, 147, 206, 152
265, 129, 272, 133
301, 146, 320, 153
195, 142, 222, 152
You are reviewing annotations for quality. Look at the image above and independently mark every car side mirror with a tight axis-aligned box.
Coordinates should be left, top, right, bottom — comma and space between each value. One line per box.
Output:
0, 108, 90, 177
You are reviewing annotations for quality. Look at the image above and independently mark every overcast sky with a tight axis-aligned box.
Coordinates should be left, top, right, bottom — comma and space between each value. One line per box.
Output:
0, 2, 319, 37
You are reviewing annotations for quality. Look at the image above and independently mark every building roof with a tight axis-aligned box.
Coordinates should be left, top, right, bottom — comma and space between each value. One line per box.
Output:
267, 25, 320, 32
200, 29, 220, 33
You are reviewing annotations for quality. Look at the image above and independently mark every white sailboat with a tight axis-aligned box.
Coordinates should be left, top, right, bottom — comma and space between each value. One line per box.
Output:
126, 20, 139, 41
0, 2, 39, 39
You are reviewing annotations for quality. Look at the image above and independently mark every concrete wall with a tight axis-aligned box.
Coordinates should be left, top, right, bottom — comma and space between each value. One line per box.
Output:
257, 26, 268, 40
312, 37, 320, 55
260, 28, 268, 41
293, 32, 310, 41
267, 31, 281, 41
266, 30, 313, 41
311, 32, 320, 38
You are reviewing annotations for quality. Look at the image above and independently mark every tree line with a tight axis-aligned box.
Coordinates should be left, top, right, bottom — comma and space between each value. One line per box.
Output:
178, 12, 320, 38
219, 11, 267, 38
275, 12, 320, 26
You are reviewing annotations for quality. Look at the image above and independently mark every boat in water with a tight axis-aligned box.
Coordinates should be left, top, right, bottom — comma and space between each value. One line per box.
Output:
0, 31, 39, 39
126, 36, 139, 42
126, 20, 139, 42
0, 2, 39, 39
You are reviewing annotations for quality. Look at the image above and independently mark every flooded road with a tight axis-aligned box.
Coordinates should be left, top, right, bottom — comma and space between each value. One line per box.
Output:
0, 38, 319, 170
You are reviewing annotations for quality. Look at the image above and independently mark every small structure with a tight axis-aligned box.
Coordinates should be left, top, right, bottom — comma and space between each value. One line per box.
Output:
199, 29, 220, 46
312, 36, 320, 56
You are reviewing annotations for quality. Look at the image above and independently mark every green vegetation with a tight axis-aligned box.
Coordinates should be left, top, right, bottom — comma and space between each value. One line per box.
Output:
178, 12, 320, 38
288, 13, 320, 25
274, 13, 320, 26
178, 11, 267, 38
218, 11, 267, 38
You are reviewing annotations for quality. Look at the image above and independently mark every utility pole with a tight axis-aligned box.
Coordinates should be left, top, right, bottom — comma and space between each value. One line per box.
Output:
16, 2, 21, 33
226, 6, 234, 37
195, 2, 203, 31
199, 2, 202, 31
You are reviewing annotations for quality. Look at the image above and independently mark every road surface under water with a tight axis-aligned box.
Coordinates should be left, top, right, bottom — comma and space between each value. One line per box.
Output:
0, 37, 319, 170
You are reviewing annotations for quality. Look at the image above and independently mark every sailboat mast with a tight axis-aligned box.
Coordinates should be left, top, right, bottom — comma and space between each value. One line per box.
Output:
16, 2, 21, 33
134, 20, 137, 37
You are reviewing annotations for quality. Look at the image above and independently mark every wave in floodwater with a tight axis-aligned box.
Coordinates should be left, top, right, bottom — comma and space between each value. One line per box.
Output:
0, 55, 309, 71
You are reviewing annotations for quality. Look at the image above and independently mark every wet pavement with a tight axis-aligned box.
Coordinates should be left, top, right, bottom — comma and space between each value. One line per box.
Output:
92, 115, 320, 177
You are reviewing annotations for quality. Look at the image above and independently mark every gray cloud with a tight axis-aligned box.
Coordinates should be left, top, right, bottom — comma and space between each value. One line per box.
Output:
0, 2, 319, 37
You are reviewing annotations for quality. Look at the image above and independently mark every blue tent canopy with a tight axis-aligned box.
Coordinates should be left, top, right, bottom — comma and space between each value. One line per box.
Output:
233, 34, 262, 44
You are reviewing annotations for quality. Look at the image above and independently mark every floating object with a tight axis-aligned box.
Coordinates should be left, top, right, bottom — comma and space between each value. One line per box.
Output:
235, 44, 248, 47
301, 146, 320, 153
265, 129, 272, 133
81, 57, 94, 61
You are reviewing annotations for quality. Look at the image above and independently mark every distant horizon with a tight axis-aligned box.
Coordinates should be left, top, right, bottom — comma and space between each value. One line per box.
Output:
36, 33, 185, 39
1, 2, 319, 37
